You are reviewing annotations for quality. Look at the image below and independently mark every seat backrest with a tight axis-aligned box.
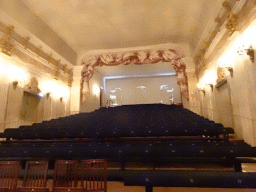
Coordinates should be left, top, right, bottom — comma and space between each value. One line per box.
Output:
81, 159, 107, 192
22, 161, 48, 188
53, 160, 78, 188
0, 161, 20, 190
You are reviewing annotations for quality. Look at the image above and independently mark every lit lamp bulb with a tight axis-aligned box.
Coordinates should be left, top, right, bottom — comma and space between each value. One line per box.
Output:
7, 65, 29, 84
202, 71, 216, 91
92, 85, 99, 96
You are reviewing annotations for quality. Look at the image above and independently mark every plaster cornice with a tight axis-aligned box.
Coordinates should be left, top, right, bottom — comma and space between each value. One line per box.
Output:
78, 43, 190, 65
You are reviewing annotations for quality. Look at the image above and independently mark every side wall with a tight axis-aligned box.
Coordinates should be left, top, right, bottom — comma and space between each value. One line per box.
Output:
0, 52, 71, 132
80, 71, 103, 112
197, 19, 256, 146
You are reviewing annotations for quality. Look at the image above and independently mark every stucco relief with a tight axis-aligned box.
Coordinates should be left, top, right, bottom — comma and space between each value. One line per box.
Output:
217, 67, 227, 83
24, 77, 41, 94
80, 48, 188, 104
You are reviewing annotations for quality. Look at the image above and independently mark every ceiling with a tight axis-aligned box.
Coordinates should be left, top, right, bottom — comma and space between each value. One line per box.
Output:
3, 0, 224, 77
20, 0, 222, 55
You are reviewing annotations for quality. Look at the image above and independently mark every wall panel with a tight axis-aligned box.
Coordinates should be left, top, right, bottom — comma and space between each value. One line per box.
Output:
105, 75, 181, 106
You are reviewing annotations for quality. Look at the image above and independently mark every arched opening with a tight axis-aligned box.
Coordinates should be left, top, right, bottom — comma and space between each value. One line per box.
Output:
80, 47, 189, 105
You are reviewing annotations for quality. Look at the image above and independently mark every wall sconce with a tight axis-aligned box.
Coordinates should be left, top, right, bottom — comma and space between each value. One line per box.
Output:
198, 88, 205, 94
226, 67, 233, 77
237, 45, 254, 63
197, 83, 205, 94
38, 92, 44, 98
92, 85, 99, 97
207, 84, 214, 92
46, 92, 50, 99
13, 80, 18, 86
12, 80, 18, 89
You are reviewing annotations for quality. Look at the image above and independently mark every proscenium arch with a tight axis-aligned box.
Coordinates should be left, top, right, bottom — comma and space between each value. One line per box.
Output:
80, 47, 189, 104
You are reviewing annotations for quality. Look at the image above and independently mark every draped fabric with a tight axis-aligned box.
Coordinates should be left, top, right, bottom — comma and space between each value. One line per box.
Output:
80, 48, 188, 104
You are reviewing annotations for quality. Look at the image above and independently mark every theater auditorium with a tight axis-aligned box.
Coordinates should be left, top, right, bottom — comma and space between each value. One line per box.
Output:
0, 0, 256, 191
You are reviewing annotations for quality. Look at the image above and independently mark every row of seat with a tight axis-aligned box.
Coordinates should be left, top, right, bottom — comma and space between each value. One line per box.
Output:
3, 104, 234, 141
38, 105, 218, 127
123, 170, 256, 190
0, 104, 255, 191
0, 142, 254, 164
0, 159, 107, 192
3, 126, 233, 140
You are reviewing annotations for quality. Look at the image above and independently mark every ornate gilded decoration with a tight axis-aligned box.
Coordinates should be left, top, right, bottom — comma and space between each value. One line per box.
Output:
13, 48, 70, 85
68, 70, 73, 87
0, 22, 73, 88
246, 45, 255, 62
225, 14, 238, 35
222, 1, 231, 12
54, 60, 61, 80
36, 46, 42, 57
194, 0, 256, 77
63, 64, 67, 73
217, 67, 227, 83
237, 45, 255, 62
1, 26, 14, 56
47, 53, 52, 63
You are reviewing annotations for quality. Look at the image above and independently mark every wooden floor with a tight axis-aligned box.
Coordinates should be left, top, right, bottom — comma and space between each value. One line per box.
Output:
31, 180, 256, 192
107, 181, 256, 192
16, 180, 256, 192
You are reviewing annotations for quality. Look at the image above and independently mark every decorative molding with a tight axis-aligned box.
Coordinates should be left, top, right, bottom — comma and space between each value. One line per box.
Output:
47, 53, 52, 64
225, 14, 238, 35
194, 0, 256, 77
0, 25, 14, 56
63, 64, 67, 73
0, 24, 74, 87
68, 70, 73, 87
222, 1, 231, 12
54, 60, 61, 80
182, 57, 195, 73
80, 47, 188, 104
0, 21, 73, 82
36, 46, 42, 57
80, 43, 187, 58
12, 47, 69, 85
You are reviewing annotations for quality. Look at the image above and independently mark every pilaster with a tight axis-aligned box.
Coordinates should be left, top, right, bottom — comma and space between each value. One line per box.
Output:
183, 57, 200, 114
70, 65, 83, 114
